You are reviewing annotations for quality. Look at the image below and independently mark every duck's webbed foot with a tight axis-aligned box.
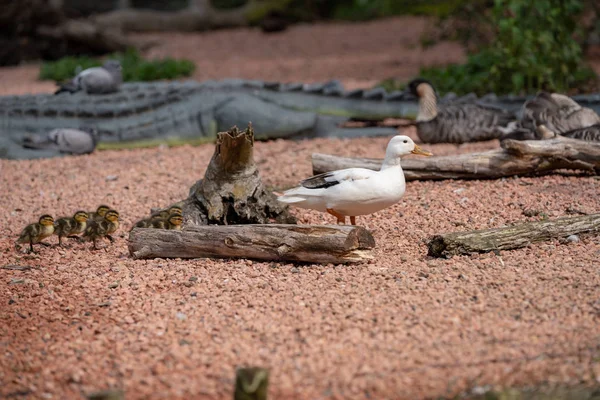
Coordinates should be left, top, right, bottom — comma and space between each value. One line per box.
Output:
326, 208, 346, 225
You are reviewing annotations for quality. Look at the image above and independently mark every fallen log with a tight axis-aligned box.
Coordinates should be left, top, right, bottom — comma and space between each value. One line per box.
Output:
128, 224, 375, 264
312, 137, 600, 180
36, 19, 135, 53
428, 213, 600, 258
92, 0, 254, 32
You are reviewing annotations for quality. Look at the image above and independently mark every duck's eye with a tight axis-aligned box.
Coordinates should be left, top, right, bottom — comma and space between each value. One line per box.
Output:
403, 140, 408, 143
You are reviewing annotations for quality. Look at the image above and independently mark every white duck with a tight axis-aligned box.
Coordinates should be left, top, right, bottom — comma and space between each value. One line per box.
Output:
278, 135, 432, 225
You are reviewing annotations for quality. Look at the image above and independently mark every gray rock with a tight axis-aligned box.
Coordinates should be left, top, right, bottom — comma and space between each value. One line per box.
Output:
566, 234, 580, 243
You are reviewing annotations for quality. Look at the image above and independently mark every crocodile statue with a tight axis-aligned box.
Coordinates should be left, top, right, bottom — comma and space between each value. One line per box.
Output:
2, 78, 600, 159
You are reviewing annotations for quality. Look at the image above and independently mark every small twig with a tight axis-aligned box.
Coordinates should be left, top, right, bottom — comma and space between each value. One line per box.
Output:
1, 264, 37, 271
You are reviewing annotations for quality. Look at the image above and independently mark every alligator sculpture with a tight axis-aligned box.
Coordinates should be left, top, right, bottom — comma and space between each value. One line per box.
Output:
2, 78, 600, 159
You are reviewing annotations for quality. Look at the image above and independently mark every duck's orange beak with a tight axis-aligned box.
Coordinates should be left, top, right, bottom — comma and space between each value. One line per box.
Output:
411, 145, 433, 156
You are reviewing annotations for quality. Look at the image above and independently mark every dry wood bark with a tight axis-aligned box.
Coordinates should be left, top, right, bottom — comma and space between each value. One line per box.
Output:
428, 213, 600, 258
312, 137, 600, 180
128, 224, 375, 263
182, 124, 295, 226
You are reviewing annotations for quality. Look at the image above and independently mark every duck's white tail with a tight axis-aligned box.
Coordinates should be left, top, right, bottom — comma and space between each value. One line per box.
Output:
277, 187, 318, 204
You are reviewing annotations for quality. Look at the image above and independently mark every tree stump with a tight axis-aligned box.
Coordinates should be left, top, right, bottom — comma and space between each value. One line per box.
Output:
182, 124, 295, 226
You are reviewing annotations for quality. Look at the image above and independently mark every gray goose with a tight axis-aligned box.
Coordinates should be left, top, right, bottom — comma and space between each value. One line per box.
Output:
406, 78, 518, 144
509, 92, 600, 141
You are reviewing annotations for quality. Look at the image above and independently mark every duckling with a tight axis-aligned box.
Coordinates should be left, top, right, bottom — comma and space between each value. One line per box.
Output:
406, 78, 518, 144
15, 215, 55, 252
150, 205, 183, 221
153, 213, 184, 230
54, 211, 89, 246
89, 205, 111, 222
132, 217, 153, 229
133, 213, 183, 230
82, 209, 119, 250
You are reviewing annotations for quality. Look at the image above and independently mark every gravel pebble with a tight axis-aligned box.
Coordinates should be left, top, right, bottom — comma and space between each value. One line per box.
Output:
566, 234, 580, 243
1, 16, 599, 400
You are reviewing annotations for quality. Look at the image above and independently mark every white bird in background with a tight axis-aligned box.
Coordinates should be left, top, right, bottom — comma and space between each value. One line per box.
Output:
21, 127, 98, 155
55, 60, 123, 95
277, 135, 432, 225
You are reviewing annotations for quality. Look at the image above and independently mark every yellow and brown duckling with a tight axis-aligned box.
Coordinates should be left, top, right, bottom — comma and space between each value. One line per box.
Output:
89, 204, 111, 222
152, 213, 183, 230
54, 211, 89, 246
150, 205, 183, 221
133, 212, 183, 230
82, 209, 120, 250
15, 214, 55, 252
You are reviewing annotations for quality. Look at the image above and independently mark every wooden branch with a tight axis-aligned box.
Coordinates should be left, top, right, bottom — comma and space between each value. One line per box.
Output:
128, 224, 375, 264
312, 137, 600, 180
428, 213, 600, 258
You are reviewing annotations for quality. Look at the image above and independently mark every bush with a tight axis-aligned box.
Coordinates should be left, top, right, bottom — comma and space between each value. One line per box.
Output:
39, 48, 195, 82
411, 0, 598, 95
332, 0, 466, 21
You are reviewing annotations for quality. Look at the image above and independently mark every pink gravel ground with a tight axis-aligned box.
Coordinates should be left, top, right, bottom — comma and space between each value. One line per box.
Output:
1, 16, 600, 400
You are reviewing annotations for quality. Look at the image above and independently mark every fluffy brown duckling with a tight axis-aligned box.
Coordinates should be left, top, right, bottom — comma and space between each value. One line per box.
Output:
82, 209, 120, 250
133, 213, 183, 230
15, 215, 55, 252
152, 213, 184, 230
150, 205, 183, 221
54, 211, 89, 246
89, 205, 111, 222
133, 205, 183, 230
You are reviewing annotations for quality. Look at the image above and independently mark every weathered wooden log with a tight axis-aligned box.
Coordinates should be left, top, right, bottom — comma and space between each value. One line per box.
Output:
128, 224, 375, 264
92, 0, 254, 32
312, 137, 600, 180
234, 367, 269, 400
428, 213, 600, 258
36, 19, 135, 53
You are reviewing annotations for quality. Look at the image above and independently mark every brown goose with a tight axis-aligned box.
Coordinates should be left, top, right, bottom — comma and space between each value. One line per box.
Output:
406, 78, 518, 144
538, 124, 600, 142
513, 92, 600, 140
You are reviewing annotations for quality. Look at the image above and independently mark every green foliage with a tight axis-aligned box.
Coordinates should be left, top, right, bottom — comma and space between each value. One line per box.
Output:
411, 0, 598, 95
210, 0, 248, 9
39, 48, 195, 83
39, 55, 99, 82
246, 0, 466, 25
332, 0, 465, 20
